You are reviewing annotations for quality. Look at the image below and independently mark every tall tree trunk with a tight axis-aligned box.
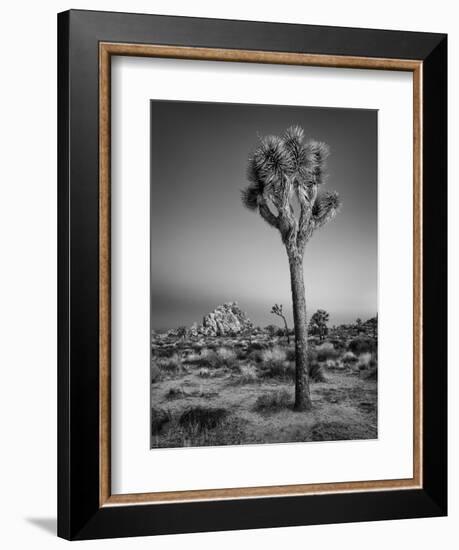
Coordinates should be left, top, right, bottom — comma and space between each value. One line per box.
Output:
288, 254, 312, 411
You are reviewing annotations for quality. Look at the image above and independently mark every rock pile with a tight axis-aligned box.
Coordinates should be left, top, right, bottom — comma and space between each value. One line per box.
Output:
190, 302, 253, 337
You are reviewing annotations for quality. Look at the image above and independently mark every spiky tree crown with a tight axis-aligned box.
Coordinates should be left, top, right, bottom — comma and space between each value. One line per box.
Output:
242, 125, 341, 257
271, 303, 283, 316
309, 309, 330, 329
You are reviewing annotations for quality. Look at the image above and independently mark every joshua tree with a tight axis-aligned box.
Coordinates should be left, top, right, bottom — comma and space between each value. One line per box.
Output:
309, 309, 330, 342
241, 126, 341, 410
270, 303, 290, 344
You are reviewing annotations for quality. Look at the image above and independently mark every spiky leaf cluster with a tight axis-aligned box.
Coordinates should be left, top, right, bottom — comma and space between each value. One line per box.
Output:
312, 191, 342, 229
306, 141, 330, 183
241, 185, 260, 211
283, 125, 310, 181
253, 135, 293, 184
271, 303, 283, 316
242, 125, 341, 255
243, 126, 330, 211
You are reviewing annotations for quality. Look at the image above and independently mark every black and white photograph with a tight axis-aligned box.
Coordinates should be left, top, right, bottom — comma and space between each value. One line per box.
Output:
0, 0, 452, 545
150, 100, 378, 449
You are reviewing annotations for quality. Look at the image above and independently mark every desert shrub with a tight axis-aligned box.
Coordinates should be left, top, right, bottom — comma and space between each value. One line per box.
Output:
261, 360, 295, 380
308, 336, 321, 346
328, 338, 346, 351
348, 337, 377, 355
211, 347, 237, 369
247, 341, 269, 352
193, 347, 238, 370
362, 364, 378, 380
357, 353, 377, 378
185, 351, 203, 363
179, 407, 228, 432
155, 354, 182, 374
236, 348, 249, 360
154, 346, 178, 358
151, 407, 171, 435
357, 352, 373, 368
259, 347, 294, 379
199, 347, 214, 359
235, 364, 258, 384
309, 361, 327, 382
342, 351, 358, 364
325, 359, 344, 370
264, 324, 279, 337
165, 387, 187, 399
254, 389, 291, 412
316, 342, 339, 362
259, 347, 325, 382
192, 342, 204, 351
309, 362, 325, 381
233, 340, 246, 348
216, 347, 237, 362
261, 346, 286, 363
247, 349, 263, 363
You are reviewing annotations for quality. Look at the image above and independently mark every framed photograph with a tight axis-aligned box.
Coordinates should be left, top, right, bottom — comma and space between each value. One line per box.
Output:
58, 9, 447, 540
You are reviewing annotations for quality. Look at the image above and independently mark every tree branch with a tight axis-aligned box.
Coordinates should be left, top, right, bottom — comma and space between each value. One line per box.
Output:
312, 191, 341, 233
296, 184, 317, 254
258, 197, 279, 229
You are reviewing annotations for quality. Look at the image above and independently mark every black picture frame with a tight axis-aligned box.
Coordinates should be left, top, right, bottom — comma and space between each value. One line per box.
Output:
58, 9, 447, 540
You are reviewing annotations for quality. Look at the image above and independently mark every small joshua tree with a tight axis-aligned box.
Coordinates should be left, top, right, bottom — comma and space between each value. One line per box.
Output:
309, 309, 330, 342
270, 304, 290, 344
241, 126, 341, 410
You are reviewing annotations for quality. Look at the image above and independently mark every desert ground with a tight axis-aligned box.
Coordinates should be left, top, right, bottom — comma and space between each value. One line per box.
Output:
151, 312, 377, 449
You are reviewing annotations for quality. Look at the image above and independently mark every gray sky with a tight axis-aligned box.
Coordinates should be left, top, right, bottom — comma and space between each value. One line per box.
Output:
150, 100, 377, 330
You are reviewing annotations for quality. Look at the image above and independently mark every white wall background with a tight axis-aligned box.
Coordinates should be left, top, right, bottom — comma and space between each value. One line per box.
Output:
0, 1, 455, 548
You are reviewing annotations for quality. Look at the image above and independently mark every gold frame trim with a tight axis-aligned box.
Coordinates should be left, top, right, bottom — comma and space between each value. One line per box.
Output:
99, 43, 423, 507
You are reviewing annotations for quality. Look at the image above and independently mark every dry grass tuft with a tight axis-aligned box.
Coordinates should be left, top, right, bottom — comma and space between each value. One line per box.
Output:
179, 406, 228, 432
261, 346, 287, 363
316, 342, 339, 362
155, 354, 182, 374
254, 389, 291, 413
235, 364, 259, 384
165, 387, 187, 400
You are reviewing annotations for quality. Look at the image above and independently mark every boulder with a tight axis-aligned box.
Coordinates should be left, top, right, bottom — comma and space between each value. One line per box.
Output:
200, 302, 253, 336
